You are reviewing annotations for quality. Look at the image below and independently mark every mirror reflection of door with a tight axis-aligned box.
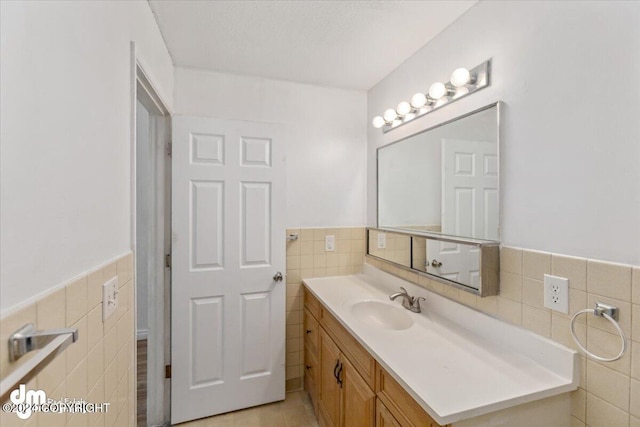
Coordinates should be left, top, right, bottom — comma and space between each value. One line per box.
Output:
441, 138, 498, 240
425, 138, 497, 289
426, 239, 481, 288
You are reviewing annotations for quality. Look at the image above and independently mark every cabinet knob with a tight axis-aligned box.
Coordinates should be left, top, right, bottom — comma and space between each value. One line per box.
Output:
306, 329, 312, 334
306, 365, 312, 370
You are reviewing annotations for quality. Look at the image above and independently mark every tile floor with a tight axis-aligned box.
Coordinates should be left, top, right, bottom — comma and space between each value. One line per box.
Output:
138, 338, 314, 427
175, 391, 318, 427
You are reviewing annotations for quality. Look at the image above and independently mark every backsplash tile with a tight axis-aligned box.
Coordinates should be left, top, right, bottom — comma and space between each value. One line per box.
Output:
285, 227, 365, 391
366, 244, 640, 427
522, 250, 551, 281
500, 272, 523, 302
66, 276, 88, 327
586, 393, 629, 426
587, 260, 632, 301
0, 253, 134, 427
499, 247, 522, 275
632, 267, 640, 304
552, 254, 587, 291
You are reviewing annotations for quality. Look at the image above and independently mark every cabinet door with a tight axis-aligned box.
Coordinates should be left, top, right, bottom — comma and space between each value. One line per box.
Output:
318, 329, 342, 427
376, 399, 402, 427
341, 356, 376, 427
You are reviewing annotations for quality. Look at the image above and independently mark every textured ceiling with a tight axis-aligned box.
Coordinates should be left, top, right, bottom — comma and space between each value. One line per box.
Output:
148, 0, 477, 90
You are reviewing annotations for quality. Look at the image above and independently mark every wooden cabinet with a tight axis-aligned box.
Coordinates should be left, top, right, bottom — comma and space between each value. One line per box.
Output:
304, 343, 319, 415
318, 328, 376, 427
318, 329, 343, 427
376, 399, 403, 427
376, 365, 445, 427
321, 305, 376, 389
341, 356, 376, 427
305, 289, 322, 417
304, 286, 447, 427
305, 306, 320, 417
305, 307, 320, 356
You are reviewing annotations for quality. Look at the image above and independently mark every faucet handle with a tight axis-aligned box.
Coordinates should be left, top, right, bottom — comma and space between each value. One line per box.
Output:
412, 296, 426, 312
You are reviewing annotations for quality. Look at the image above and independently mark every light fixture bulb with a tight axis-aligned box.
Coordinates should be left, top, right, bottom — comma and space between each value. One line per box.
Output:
450, 68, 472, 87
383, 109, 397, 122
428, 82, 447, 100
372, 116, 385, 129
410, 93, 427, 109
454, 87, 470, 97
396, 101, 412, 116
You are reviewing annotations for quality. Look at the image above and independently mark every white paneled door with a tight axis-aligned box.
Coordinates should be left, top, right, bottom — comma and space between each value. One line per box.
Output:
171, 116, 286, 424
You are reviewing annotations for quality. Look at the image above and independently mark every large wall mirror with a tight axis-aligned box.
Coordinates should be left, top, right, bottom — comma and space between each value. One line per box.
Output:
378, 103, 500, 241
371, 103, 501, 296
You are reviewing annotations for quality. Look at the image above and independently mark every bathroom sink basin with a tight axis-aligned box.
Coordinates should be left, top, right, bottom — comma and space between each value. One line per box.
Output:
349, 300, 413, 331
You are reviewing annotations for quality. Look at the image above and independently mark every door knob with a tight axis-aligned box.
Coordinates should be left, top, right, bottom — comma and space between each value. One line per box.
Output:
273, 272, 283, 282
431, 259, 443, 268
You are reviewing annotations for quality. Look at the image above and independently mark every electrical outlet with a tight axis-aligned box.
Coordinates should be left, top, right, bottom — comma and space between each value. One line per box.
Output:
325, 235, 335, 252
377, 232, 386, 249
543, 274, 569, 314
102, 276, 119, 321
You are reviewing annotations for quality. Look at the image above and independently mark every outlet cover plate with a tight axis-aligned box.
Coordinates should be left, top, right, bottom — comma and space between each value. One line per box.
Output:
325, 235, 335, 252
102, 276, 119, 322
377, 232, 386, 249
543, 274, 569, 314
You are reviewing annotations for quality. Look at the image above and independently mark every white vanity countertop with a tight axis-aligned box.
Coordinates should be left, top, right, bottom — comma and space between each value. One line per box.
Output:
303, 265, 578, 425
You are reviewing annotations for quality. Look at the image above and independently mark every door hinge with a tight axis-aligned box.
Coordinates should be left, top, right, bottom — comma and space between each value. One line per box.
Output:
166, 142, 172, 157
165, 364, 171, 379
165, 253, 172, 269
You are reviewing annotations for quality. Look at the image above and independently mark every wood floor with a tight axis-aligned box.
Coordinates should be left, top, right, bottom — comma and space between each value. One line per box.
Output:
137, 339, 147, 427
137, 339, 316, 426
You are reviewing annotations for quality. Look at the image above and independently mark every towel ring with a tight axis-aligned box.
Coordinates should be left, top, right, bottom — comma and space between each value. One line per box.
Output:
570, 302, 626, 362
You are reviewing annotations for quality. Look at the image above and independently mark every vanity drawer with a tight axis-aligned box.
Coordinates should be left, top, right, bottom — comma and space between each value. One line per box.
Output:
376, 398, 403, 427
304, 285, 321, 319
376, 366, 446, 427
304, 345, 319, 385
304, 308, 320, 357
304, 350, 319, 418
320, 307, 376, 389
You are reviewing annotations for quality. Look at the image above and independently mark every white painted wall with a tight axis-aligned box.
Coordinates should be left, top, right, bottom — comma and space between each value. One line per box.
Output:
0, 1, 174, 313
367, 1, 640, 265
378, 133, 440, 227
174, 68, 367, 228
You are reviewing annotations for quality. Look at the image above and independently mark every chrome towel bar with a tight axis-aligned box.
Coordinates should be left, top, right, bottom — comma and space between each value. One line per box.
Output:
570, 302, 626, 362
1, 324, 78, 403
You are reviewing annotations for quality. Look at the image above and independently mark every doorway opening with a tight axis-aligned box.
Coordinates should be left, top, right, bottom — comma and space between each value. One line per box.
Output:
133, 60, 171, 427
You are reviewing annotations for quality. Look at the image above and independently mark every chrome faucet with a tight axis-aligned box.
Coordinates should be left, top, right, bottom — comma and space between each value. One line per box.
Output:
389, 287, 425, 313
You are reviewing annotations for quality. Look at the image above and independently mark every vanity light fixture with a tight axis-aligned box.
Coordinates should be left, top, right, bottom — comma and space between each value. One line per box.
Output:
428, 82, 449, 100
383, 108, 398, 122
410, 93, 426, 108
450, 67, 474, 87
396, 101, 412, 116
372, 59, 491, 133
